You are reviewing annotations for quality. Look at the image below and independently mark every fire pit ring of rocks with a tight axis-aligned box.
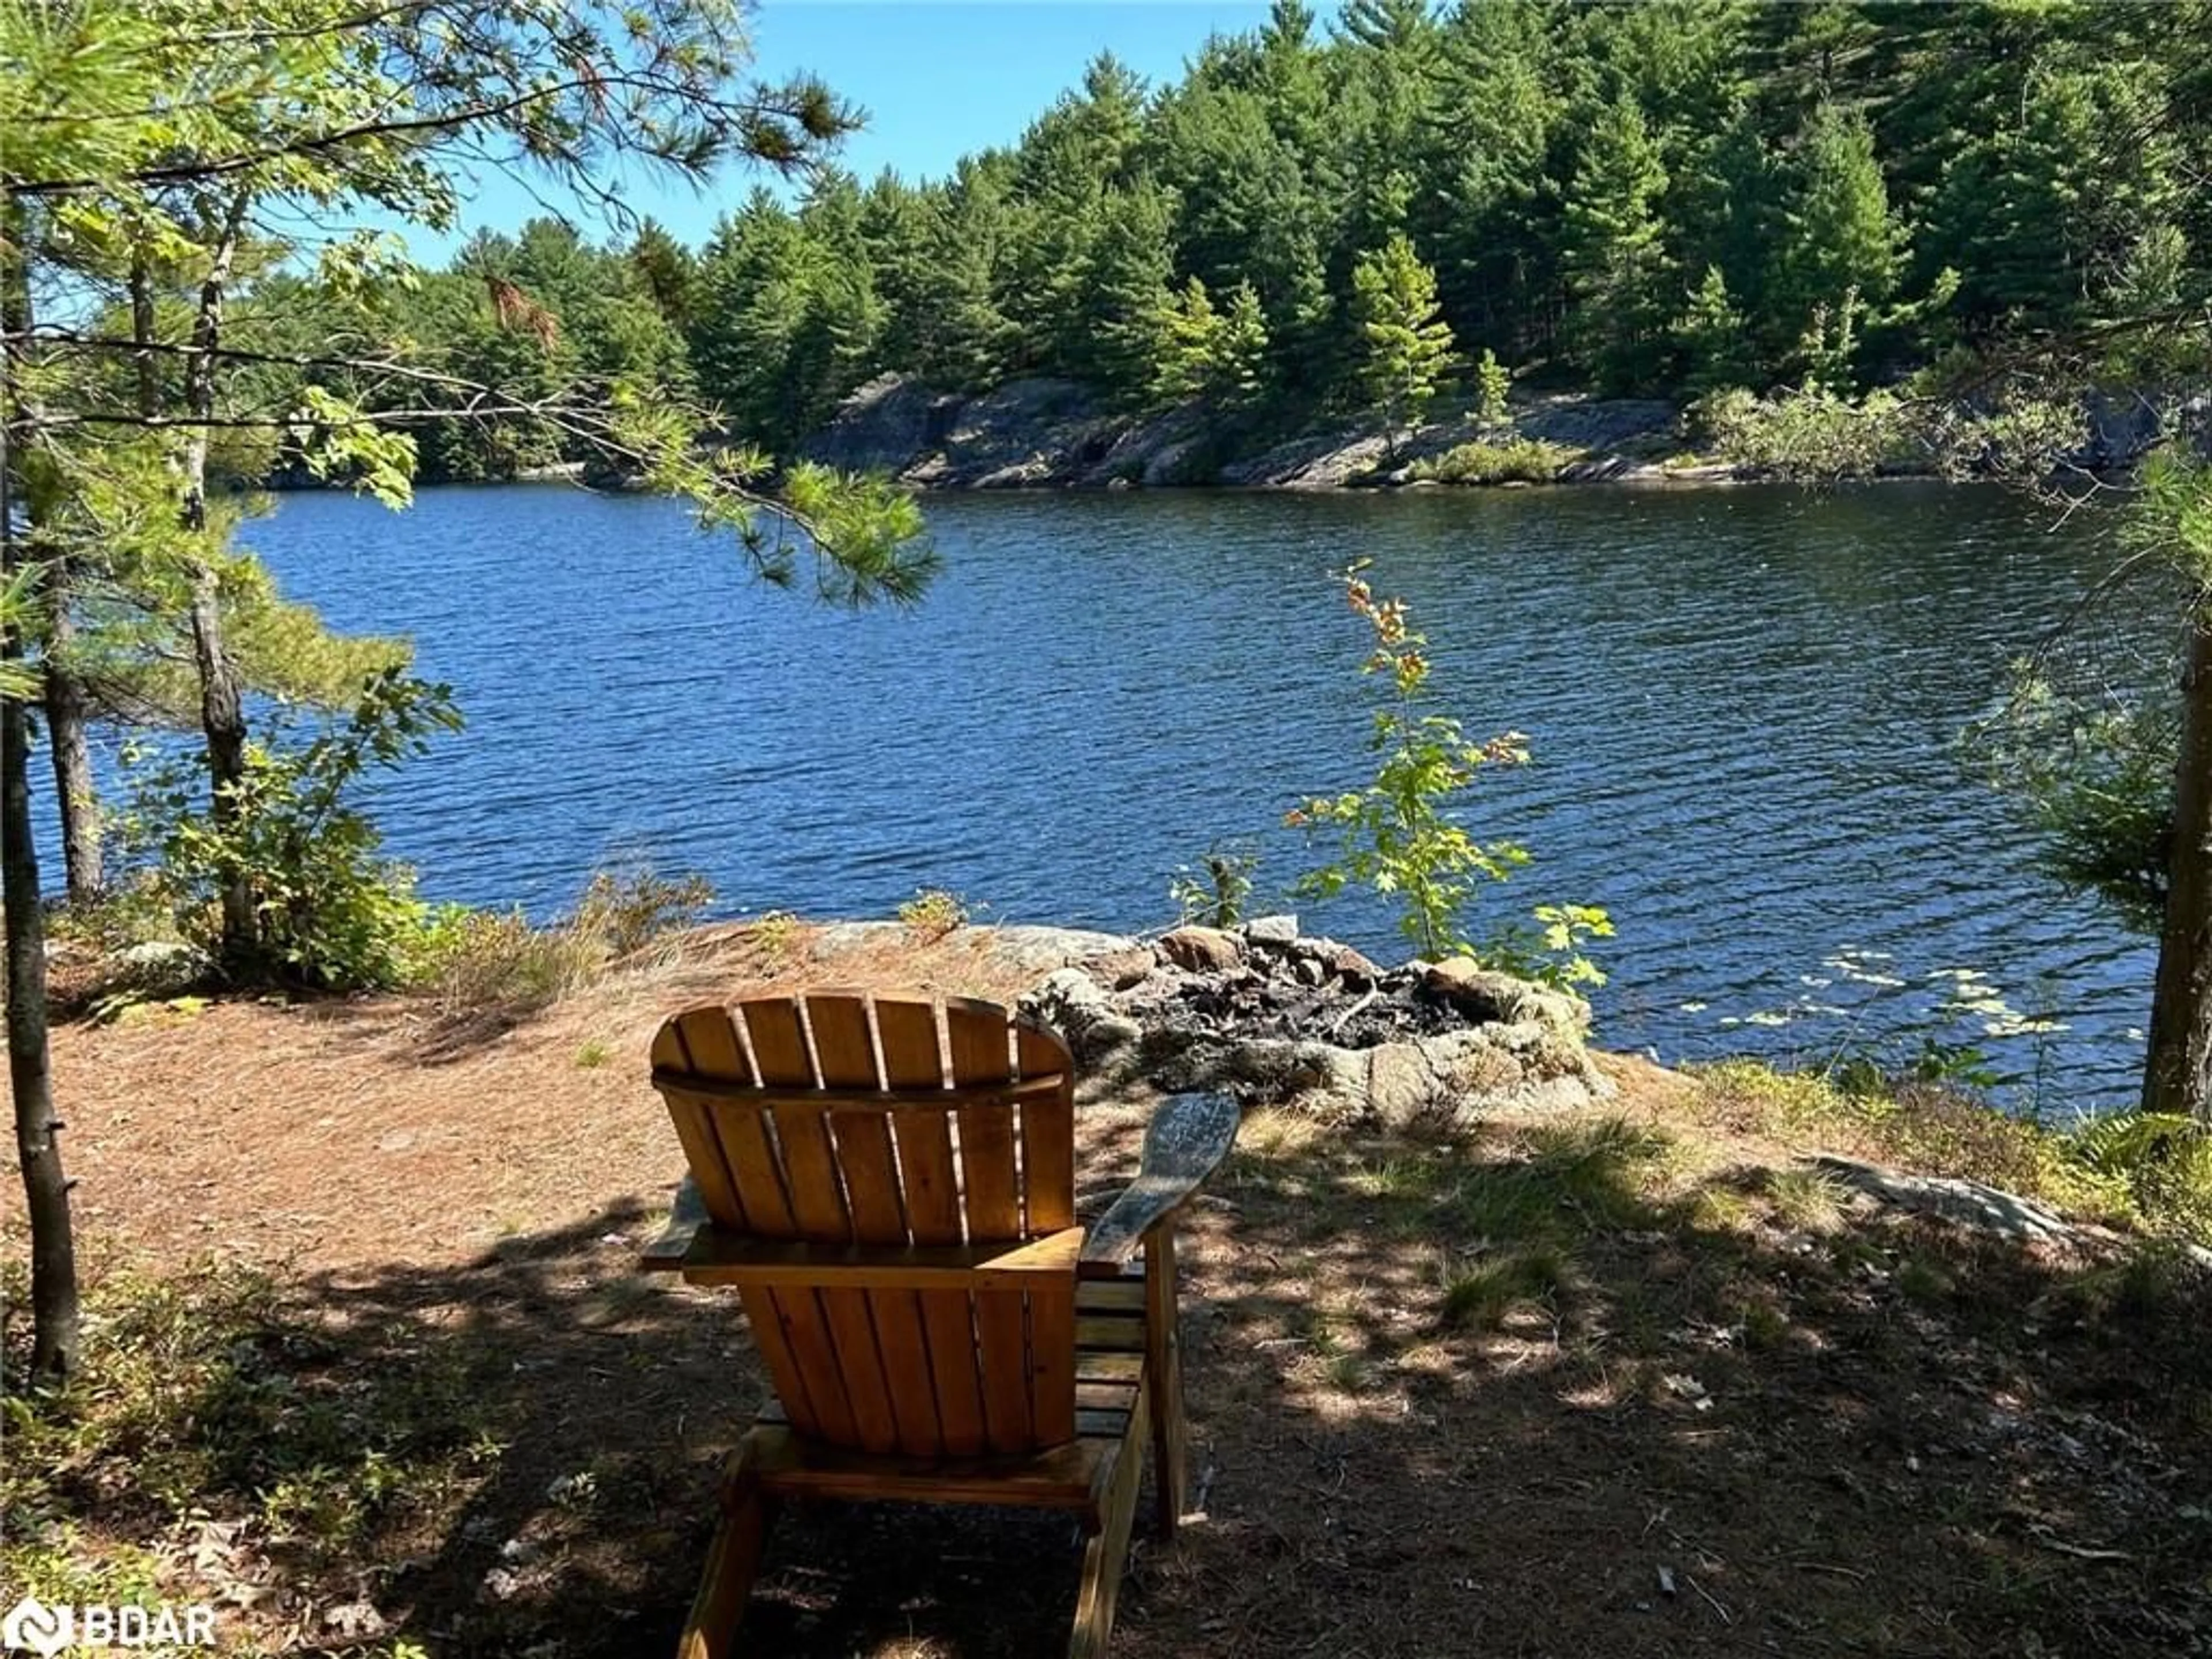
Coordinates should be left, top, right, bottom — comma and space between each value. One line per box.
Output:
1018, 916, 1611, 1131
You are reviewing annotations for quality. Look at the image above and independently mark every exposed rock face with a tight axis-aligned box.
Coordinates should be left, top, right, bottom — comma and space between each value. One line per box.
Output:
801, 374, 1694, 493
1217, 429, 1396, 488
1518, 397, 1679, 452
798, 374, 959, 473
980, 925, 1141, 974
803, 919, 1134, 972
1020, 923, 1609, 1130
800, 374, 2210, 494
801, 374, 1122, 488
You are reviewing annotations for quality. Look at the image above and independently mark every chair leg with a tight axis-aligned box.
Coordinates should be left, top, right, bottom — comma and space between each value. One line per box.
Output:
677, 1444, 778, 1659
1143, 1229, 1188, 1539
1069, 1385, 1149, 1659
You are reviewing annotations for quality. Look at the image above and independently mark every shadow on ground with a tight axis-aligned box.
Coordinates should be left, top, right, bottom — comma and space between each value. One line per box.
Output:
13, 1105, 2212, 1657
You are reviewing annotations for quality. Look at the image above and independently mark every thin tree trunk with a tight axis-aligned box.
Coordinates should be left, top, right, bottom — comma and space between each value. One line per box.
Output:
2143, 611, 2212, 1120
41, 579, 100, 899
183, 192, 255, 971
2, 192, 81, 1382
131, 249, 157, 415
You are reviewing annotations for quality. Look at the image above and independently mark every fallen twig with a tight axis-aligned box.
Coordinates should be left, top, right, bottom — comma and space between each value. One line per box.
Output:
1688, 1573, 1733, 1625
1791, 1561, 1871, 1582
2032, 1534, 2133, 1562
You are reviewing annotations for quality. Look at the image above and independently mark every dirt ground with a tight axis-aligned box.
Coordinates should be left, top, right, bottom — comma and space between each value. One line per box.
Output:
8, 923, 2211, 1657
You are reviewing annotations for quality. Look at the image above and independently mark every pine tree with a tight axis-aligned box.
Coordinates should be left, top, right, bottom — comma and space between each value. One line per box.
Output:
1422, 0, 1564, 357
691, 192, 823, 449
916, 165, 1018, 388
1152, 276, 1227, 407
1351, 232, 1456, 456
1766, 103, 1903, 381
1675, 264, 1753, 395
1077, 182, 1177, 402
1474, 347, 1512, 427
1560, 94, 1674, 393
1218, 281, 1271, 405
628, 218, 696, 331
1151, 277, 1272, 408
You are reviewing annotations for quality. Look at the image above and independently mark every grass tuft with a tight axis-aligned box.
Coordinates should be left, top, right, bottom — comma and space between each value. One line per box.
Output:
1764, 1165, 1851, 1233
1438, 1244, 1573, 1332
749, 908, 802, 959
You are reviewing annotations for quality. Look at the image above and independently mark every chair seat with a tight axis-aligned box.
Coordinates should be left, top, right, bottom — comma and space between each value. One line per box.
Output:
746, 1269, 1150, 1527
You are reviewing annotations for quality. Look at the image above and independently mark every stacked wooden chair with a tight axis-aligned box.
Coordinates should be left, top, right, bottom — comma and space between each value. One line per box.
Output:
641, 990, 1238, 1658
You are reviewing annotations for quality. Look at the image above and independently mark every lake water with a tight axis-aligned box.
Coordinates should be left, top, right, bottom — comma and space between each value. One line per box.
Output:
218, 480, 2165, 1111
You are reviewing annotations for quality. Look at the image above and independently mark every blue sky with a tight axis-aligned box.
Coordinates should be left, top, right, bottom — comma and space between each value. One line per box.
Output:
413, 2, 1273, 260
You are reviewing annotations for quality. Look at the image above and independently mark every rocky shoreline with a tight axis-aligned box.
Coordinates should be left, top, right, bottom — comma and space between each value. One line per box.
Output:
798, 372, 2192, 493
801, 372, 1703, 490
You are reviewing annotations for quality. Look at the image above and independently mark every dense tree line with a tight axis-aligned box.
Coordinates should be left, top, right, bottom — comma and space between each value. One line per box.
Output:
507, 0, 2210, 454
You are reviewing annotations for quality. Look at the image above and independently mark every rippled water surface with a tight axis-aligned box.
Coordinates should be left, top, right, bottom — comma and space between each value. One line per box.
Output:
230, 481, 2166, 1106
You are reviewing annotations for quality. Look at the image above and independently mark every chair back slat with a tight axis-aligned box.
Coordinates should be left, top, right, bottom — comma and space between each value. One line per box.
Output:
808, 991, 942, 1453
874, 994, 990, 1455
1014, 1018, 1078, 1443
652, 992, 1078, 1460
740, 997, 902, 1455
942, 997, 1033, 1451
664, 1007, 833, 1440
1017, 1022, 1077, 1233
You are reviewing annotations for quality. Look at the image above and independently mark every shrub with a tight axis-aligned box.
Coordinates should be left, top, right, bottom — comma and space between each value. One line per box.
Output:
414, 869, 713, 1017
749, 909, 802, 959
899, 887, 968, 940
2067, 1109, 2212, 1245
44, 874, 189, 962
1287, 565, 1610, 985
1169, 839, 1259, 929
116, 669, 461, 992
1410, 435, 1575, 485
1688, 384, 1921, 480
569, 868, 714, 961
415, 907, 597, 1016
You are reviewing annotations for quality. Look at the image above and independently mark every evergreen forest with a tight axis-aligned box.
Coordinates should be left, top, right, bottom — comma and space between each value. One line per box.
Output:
368, 0, 2212, 475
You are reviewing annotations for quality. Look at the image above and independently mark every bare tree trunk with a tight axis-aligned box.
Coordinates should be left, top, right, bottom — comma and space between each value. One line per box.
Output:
2143, 612, 2212, 1120
2, 193, 81, 1382
131, 249, 158, 415
41, 583, 100, 899
183, 192, 256, 972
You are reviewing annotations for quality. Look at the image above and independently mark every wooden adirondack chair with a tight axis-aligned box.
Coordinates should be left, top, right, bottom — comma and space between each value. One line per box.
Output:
640, 990, 1238, 1658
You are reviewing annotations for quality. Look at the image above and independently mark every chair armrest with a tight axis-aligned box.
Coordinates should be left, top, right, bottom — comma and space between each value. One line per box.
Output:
671, 1226, 1086, 1288
1078, 1090, 1239, 1274
641, 1173, 711, 1270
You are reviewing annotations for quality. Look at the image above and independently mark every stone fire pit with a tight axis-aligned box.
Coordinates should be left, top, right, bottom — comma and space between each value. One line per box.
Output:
1018, 915, 1610, 1130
